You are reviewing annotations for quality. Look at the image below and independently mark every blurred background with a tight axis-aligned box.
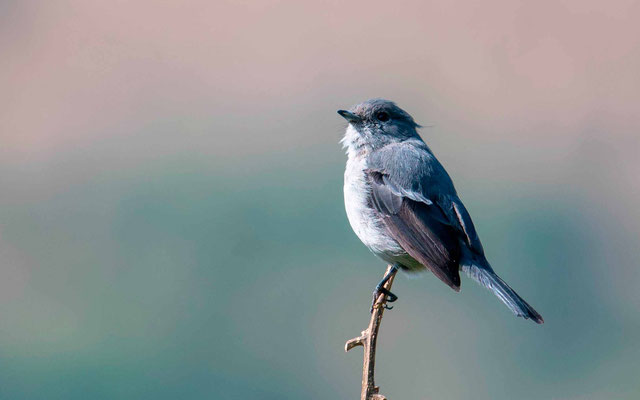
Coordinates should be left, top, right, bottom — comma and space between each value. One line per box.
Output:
1, 1, 639, 399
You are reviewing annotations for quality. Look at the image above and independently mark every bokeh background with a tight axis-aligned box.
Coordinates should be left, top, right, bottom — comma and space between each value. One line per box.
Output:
1, 1, 639, 399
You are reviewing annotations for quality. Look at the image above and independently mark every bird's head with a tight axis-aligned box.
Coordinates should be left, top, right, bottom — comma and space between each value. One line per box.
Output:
338, 99, 421, 154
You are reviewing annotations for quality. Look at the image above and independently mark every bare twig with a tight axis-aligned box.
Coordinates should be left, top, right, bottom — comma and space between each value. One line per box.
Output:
345, 265, 397, 400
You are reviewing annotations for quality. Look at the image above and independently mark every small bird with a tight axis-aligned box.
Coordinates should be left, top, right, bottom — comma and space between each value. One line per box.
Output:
338, 99, 543, 323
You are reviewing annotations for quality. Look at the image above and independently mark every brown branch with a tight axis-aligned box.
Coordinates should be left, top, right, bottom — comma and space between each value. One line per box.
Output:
345, 265, 397, 400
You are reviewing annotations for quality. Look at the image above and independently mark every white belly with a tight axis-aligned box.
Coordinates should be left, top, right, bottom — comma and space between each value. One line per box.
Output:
343, 156, 405, 259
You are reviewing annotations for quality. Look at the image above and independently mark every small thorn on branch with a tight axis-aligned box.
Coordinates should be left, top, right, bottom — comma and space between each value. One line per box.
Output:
345, 265, 397, 400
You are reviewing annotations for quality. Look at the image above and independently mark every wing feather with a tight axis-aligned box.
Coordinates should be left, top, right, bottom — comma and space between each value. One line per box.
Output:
368, 172, 461, 290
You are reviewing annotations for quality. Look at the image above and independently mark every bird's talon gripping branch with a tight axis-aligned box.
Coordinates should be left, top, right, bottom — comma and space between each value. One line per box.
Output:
379, 287, 398, 303
370, 287, 398, 312
370, 265, 399, 313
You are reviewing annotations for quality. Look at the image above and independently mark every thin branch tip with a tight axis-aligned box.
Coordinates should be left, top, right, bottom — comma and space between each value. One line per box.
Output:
344, 265, 397, 400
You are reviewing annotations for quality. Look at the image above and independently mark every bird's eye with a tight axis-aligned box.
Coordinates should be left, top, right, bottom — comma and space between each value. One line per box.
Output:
375, 111, 390, 122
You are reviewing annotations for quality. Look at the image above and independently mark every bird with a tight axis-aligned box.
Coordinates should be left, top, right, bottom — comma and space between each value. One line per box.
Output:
338, 98, 543, 323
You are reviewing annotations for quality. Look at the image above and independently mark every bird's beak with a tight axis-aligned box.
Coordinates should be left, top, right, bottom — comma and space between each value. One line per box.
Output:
337, 110, 362, 123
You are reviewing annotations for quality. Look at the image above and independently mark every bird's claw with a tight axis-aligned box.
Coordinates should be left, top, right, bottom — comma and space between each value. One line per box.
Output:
370, 286, 399, 313
379, 287, 398, 303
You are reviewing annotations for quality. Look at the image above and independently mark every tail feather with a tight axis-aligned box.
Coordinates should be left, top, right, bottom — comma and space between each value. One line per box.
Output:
462, 263, 544, 324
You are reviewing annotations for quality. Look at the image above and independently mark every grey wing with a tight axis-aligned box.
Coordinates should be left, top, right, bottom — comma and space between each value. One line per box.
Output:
368, 142, 487, 254
367, 170, 462, 290
366, 142, 490, 289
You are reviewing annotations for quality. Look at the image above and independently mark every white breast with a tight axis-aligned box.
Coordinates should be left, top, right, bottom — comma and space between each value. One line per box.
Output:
343, 155, 404, 259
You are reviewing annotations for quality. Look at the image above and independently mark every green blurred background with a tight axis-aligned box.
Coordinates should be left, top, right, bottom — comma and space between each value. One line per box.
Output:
1, 1, 639, 399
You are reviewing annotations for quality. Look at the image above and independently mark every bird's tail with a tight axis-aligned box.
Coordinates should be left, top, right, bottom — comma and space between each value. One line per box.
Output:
462, 263, 544, 324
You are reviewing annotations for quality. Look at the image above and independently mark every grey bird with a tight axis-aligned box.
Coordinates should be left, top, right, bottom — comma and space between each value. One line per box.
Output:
338, 99, 543, 323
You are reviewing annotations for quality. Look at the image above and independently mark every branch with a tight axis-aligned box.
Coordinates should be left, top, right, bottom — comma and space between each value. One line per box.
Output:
345, 265, 397, 400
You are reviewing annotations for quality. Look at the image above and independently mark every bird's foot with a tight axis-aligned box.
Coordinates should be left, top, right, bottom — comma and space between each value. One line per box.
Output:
370, 286, 398, 313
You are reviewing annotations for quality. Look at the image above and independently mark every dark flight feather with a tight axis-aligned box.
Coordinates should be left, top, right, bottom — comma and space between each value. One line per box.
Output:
368, 171, 461, 290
